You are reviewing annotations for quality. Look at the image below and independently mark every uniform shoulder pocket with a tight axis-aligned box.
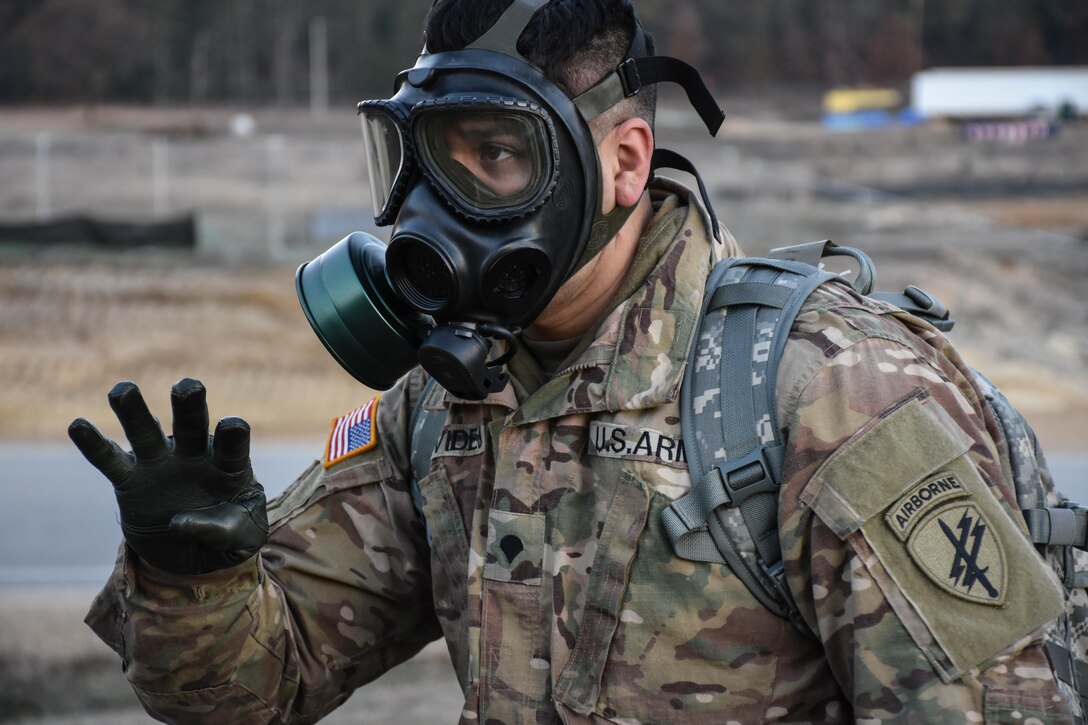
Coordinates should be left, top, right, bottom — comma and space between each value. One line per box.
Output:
801, 392, 1065, 681
268, 444, 395, 528
801, 391, 973, 537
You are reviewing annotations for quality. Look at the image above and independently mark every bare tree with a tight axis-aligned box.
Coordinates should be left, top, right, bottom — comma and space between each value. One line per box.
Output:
2, 0, 1086, 105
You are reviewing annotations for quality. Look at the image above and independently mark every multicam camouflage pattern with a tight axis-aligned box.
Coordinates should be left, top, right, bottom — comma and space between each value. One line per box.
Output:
777, 281, 1071, 722
87, 178, 1072, 723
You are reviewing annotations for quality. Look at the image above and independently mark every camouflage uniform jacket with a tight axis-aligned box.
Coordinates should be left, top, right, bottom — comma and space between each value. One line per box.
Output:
87, 179, 1072, 724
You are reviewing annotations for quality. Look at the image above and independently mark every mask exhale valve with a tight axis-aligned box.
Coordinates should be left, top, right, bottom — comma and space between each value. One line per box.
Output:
418, 323, 517, 400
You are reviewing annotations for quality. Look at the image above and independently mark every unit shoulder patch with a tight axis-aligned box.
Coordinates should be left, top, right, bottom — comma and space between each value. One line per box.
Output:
324, 396, 380, 469
904, 497, 1008, 607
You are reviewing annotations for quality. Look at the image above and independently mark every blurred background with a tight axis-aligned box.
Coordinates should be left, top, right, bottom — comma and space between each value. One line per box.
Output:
1, 1, 1087, 722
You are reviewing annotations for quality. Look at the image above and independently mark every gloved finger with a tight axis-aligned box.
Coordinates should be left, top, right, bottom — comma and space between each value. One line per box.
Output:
171, 377, 209, 459
212, 416, 251, 477
171, 503, 264, 552
68, 418, 133, 486
107, 381, 168, 461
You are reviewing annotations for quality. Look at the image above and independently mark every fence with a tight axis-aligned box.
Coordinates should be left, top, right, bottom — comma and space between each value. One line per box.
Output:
0, 126, 377, 260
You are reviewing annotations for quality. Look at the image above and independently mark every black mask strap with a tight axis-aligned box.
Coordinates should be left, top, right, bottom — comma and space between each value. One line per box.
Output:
574, 22, 725, 137
467, 0, 549, 59
576, 197, 639, 270
576, 149, 724, 273
651, 149, 723, 243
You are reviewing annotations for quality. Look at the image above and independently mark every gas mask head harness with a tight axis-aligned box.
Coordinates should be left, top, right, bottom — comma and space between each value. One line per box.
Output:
297, 0, 725, 400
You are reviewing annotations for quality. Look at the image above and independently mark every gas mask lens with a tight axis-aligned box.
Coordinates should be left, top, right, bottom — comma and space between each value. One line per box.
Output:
414, 105, 555, 215
359, 103, 407, 224
360, 97, 558, 224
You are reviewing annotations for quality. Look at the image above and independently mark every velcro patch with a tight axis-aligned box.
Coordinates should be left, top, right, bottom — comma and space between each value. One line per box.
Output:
885, 472, 969, 540
432, 424, 487, 458
907, 501, 1007, 607
588, 421, 687, 468
484, 510, 545, 586
324, 396, 380, 468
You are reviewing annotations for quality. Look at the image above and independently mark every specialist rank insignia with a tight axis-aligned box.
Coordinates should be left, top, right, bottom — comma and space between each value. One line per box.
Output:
886, 473, 1006, 606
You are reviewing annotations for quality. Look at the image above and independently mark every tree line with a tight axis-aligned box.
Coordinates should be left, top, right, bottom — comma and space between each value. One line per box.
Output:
1, 0, 1085, 106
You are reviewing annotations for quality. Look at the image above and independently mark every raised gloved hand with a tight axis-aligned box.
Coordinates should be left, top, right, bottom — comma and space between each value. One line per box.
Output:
69, 378, 269, 575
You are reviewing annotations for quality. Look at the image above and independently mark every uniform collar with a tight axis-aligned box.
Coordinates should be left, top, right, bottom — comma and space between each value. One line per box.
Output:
445, 178, 718, 425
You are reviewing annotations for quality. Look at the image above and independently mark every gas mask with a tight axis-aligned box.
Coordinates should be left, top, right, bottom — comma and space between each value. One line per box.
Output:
297, 0, 724, 400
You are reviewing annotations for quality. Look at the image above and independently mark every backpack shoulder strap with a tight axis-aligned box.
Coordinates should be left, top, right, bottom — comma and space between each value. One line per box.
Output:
409, 376, 446, 532
663, 248, 841, 636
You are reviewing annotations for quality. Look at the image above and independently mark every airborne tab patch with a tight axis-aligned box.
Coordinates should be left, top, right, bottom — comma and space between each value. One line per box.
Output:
885, 472, 969, 540
907, 501, 1007, 607
324, 396, 380, 468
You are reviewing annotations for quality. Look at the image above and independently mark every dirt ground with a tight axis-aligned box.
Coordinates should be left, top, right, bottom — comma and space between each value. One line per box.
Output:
0, 250, 370, 443
1, 106, 1086, 451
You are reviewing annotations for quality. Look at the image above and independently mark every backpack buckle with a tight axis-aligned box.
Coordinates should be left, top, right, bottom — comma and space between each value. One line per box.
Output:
713, 446, 779, 507
904, 285, 954, 332
761, 559, 817, 638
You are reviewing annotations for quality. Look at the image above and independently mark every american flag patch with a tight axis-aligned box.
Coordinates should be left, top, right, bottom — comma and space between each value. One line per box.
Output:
324, 396, 380, 468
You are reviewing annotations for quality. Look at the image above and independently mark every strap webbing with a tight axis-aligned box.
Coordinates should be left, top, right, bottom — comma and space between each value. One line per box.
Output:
466, 0, 548, 58
666, 254, 837, 638
634, 57, 725, 134
1048, 641, 1077, 686
1045, 640, 1088, 722
710, 282, 794, 311
719, 265, 803, 571
409, 378, 445, 538
1025, 507, 1088, 548
574, 56, 724, 136
651, 149, 722, 243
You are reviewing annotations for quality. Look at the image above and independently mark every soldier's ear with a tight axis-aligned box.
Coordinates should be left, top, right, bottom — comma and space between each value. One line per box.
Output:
599, 118, 654, 210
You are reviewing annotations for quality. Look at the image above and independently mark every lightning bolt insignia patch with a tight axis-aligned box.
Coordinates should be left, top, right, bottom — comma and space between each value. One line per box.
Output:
907, 501, 1007, 606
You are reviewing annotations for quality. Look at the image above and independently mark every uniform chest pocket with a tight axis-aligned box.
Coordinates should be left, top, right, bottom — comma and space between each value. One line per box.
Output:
552, 470, 653, 715
594, 492, 832, 722
417, 467, 471, 685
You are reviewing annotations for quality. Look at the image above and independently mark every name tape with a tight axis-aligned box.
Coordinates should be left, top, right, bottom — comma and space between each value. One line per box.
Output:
588, 421, 687, 467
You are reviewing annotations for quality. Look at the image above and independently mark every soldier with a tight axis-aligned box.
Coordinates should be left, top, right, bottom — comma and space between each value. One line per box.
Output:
71, 0, 1074, 722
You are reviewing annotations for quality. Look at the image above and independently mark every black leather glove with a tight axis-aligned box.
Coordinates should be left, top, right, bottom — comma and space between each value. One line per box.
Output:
69, 378, 269, 575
